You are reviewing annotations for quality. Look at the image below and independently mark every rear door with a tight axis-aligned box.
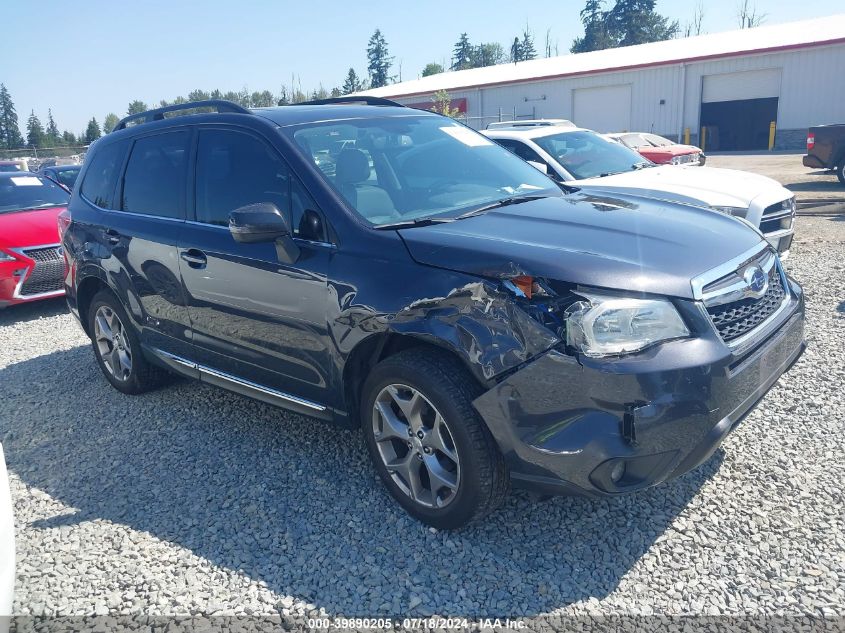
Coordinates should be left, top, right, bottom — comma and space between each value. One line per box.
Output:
177, 125, 333, 408
87, 129, 193, 356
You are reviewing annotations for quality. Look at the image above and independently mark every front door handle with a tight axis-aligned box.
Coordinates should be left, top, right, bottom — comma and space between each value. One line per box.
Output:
180, 249, 207, 269
104, 229, 121, 245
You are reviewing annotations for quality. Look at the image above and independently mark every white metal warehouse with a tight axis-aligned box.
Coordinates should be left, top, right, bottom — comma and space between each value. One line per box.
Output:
358, 15, 845, 151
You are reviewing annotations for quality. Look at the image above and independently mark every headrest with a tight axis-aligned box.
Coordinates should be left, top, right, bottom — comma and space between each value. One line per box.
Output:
335, 149, 370, 184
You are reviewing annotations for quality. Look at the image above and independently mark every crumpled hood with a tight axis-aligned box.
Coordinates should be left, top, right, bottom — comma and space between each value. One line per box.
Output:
399, 193, 764, 299
576, 165, 791, 209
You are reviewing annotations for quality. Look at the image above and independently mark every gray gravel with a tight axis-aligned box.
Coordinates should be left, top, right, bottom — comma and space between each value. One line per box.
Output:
0, 215, 843, 621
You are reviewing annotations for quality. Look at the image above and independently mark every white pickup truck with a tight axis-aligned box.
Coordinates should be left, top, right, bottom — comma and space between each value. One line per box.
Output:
484, 123, 796, 257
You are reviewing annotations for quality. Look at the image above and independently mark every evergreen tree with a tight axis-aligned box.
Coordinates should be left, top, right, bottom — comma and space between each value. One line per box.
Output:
210, 89, 223, 100
571, 0, 613, 52
26, 111, 45, 148
520, 26, 537, 60
421, 62, 444, 77
277, 87, 290, 105
62, 131, 76, 145
0, 84, 25, 149
607, 0, 678, 47
510, 37, 523, 63
367, 29, 393, 88
572, 0, 678, 52
342, 68, 362, 94
45, 109, 60, 147
330, 87, 342, 98
127, 100, 148, 115
103, 113, 119, 134
85, 117, 101, 143
251, 90, 275, 107
452, 33, 474, 70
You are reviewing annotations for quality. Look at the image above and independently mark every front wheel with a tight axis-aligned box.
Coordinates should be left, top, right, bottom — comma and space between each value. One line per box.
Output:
361, 349, 509, 529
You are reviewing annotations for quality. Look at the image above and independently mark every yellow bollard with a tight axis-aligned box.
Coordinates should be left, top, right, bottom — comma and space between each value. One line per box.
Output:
768, 121, 777, 151
700, 126, 707, 152
684, 127, 690, 145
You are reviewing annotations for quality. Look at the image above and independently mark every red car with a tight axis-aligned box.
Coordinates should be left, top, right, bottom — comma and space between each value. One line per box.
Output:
608, 132, 706, 166
0, 172, 69, 308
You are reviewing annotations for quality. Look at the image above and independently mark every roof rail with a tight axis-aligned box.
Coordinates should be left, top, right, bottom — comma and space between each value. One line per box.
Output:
296, 96, 405, 108
114, 100, 250, 131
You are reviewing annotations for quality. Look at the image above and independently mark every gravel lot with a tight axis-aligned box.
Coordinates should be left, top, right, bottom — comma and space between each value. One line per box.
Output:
0, 215, 843, 622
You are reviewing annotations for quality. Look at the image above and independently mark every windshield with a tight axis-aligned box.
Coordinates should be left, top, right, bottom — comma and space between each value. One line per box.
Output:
0, 164, 22, 172
287, 116, 560, 227
0, 175, 69, 213
55, 166, 82, 189
533, 130, 650, 180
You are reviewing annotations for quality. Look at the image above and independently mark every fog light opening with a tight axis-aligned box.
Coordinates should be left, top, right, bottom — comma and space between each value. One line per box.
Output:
610, 461, 626, 483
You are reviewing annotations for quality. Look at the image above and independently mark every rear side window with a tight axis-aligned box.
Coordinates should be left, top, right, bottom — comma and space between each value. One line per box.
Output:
80, 139, 129, 209
122, 131, 189, 218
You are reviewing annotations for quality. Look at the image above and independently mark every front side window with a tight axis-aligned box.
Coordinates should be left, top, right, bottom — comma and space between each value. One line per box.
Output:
194, 129, 326, 240
80, 139, 129, 209
287, 116, 559, 227
122, 131, 189, 218
533, 130, 649, 180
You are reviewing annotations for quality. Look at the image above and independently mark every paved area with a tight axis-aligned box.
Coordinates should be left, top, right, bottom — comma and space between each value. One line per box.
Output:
707, 152, 844, 207
0, 216, 843, 623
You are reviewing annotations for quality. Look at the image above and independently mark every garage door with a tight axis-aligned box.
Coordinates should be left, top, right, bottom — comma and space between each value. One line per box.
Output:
702, 68, 782, 103
573, 85, 632, 132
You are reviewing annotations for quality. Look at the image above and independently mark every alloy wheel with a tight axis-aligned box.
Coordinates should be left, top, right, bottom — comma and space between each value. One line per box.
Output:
93, 305, 132, 381
372, 384, 461, 508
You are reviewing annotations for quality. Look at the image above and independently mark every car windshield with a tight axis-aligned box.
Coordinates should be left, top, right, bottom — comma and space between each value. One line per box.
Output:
55, 166, 82, 189
645, 134, 673, 147
533, 130, 652, 180
0, 164, 22, 172
287, 115, 560, 227
0, 175, 69, 213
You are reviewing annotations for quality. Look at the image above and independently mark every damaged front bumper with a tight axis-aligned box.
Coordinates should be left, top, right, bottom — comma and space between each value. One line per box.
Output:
472, 284, 806, 497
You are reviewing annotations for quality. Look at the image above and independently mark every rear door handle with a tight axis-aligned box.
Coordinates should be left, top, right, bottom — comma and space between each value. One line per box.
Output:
104, 229, 121, 245
180, 249, 207, 269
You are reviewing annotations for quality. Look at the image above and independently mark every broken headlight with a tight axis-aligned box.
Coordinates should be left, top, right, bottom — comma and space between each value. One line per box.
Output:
564, 291, 689, 357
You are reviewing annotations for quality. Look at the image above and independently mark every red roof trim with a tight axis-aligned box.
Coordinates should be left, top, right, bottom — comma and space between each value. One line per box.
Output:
380, 37, 845, 100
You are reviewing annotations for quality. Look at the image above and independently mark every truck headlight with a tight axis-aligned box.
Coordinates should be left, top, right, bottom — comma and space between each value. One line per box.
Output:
565, 291, 689, 357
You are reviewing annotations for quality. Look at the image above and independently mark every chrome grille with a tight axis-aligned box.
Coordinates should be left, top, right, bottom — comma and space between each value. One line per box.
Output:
19, 245, 64, 296
705, 259, 786, 343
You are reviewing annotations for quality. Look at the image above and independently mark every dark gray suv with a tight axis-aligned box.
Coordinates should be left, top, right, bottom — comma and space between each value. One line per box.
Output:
60, 99, 805, 528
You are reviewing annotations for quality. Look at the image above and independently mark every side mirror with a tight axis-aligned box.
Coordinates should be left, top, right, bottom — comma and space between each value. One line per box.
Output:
229, 203, 291, 243
228, 202, 300, 264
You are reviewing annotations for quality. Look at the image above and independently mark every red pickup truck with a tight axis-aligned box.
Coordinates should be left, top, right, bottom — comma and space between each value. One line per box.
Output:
803, 124, 845, 185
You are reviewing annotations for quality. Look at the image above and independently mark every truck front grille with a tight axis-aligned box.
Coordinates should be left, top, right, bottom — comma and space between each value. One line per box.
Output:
19, 245, 64, 297
760, 198, 795, 235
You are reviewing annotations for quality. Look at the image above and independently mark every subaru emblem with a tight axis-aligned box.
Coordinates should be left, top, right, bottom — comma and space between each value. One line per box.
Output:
743, 265, 768, 298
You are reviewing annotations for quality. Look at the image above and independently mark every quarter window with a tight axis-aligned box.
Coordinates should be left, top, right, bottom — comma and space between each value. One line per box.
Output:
80, 139, 129, 209
122, 132, 189, 218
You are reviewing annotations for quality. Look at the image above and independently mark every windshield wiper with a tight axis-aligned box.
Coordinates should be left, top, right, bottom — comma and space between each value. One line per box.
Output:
374, 217, 455, 230
454, 194, 548, 220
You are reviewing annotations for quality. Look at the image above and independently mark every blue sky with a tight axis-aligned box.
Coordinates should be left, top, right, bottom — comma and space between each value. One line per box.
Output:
3, 0, 842, 135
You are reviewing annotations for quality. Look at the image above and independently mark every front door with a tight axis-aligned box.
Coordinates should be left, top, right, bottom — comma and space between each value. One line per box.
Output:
177, 126, 333, 407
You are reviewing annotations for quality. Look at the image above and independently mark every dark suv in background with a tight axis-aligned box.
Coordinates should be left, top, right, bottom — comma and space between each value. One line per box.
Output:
61, 99, 805, 528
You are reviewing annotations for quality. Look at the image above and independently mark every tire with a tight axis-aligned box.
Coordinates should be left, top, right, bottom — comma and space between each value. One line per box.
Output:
837, 163, 845, 186
87, 289, 169, 394
361, 348, 509, 529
